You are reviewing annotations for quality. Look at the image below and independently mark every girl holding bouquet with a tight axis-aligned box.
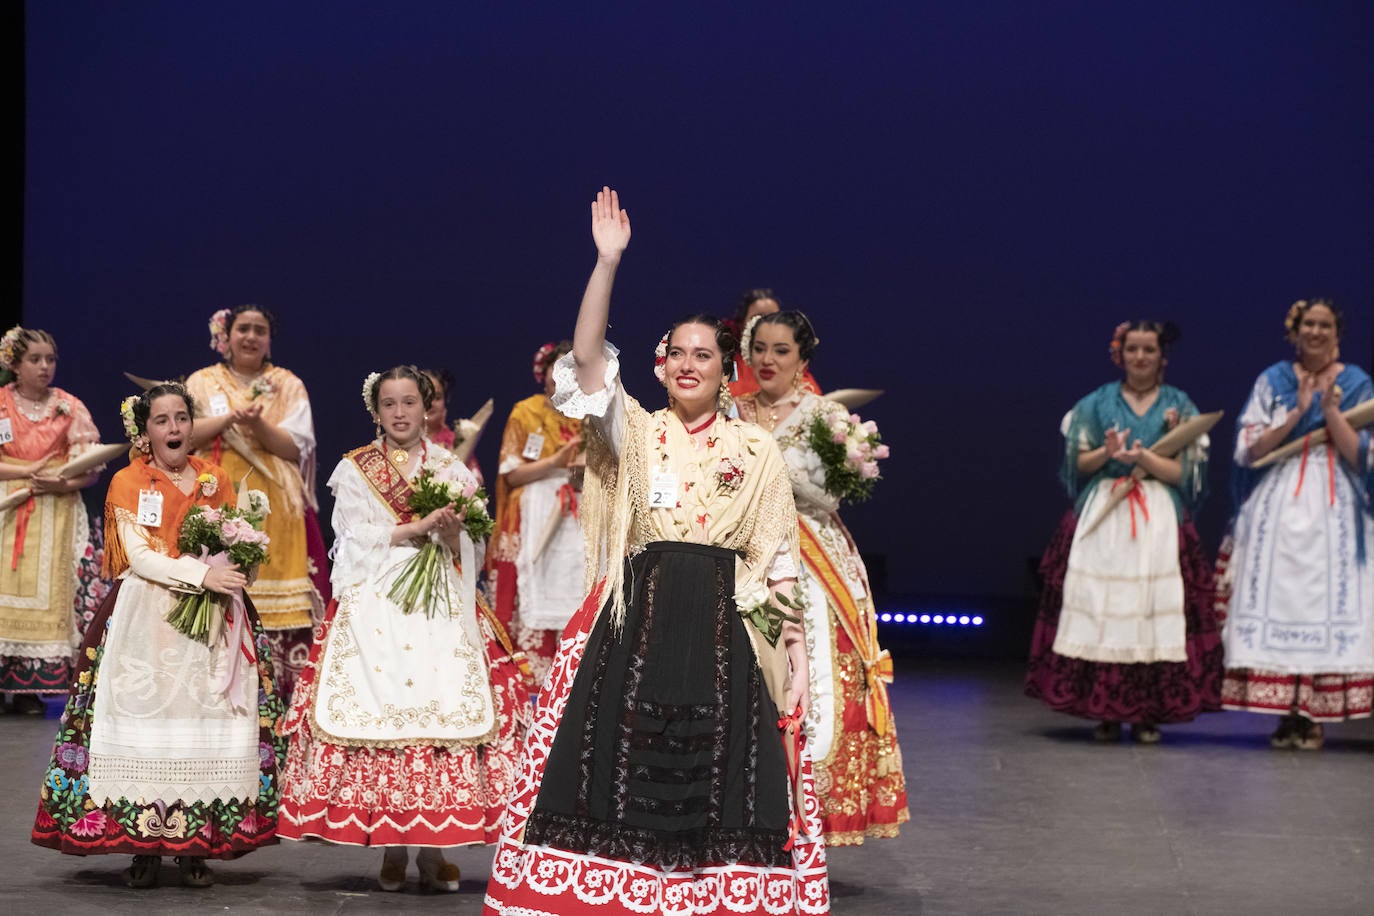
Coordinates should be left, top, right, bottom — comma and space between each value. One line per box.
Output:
31, 383, 286, 889
485, 189, 829, 916
734, 310, 909, 845
0, 326, 103, 710
1025, 321, 1223, 742
187, 304, 329, 701
277, 366, 530, 893
486, 340, 586, 688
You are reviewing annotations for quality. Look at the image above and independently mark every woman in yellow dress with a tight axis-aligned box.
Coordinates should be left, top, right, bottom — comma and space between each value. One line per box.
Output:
0, 327, 102, 712
187, 305, 326, 700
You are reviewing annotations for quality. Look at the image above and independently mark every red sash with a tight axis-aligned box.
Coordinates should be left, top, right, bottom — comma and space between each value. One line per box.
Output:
346, 444, 415, 521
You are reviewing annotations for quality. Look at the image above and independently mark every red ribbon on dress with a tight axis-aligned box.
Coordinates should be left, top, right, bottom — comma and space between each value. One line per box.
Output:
1292, 433, 1337, 507
777, 705, 805, 852
1110, 477, 1150, 539
210, 435, 224, 468
10, 495, 34, 570
556, 482, 578, 518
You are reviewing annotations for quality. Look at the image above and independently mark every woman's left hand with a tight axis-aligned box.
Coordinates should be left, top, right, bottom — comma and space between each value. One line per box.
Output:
232, 402, 265, 430
1320, 383, 1344, 416
784, 675, 809, 727
27, 473, 69, 495
425, 505, 465, 548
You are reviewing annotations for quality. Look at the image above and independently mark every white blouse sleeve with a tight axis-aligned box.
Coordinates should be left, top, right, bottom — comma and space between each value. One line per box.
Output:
118, 516, 210, 589
327, 459, 398, 592
766, 542, 797, 581
1235, 374, 1283, 467
550, 341, 627, 455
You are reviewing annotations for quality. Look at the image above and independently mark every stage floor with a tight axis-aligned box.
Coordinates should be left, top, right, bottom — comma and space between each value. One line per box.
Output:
2, 660, 1371, 914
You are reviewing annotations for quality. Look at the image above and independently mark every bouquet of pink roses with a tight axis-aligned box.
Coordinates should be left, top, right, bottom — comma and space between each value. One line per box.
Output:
806, 408, 890, 503
165, 493, 271, 643
386, 460, 494, 618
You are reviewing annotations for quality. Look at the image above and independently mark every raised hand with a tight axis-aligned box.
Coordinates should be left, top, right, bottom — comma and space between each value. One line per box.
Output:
591, 186, 631, 262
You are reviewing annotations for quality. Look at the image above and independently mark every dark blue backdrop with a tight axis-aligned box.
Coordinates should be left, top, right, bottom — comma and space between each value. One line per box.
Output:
22, 1, 1374, 598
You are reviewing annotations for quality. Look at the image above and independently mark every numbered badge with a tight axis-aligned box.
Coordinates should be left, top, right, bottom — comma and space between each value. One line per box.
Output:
649, 467, 679, 508
208, 393, 231, 417
521, 432, 545, 461
0, 417, 12, 446
136, 488, 164, 527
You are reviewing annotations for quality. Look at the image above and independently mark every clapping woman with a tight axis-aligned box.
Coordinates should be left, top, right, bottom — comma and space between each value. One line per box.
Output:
1025, 321, 1223, 742
186, 305, 328, 700
0, 327, 102, 710
1219, 300, 1374, 749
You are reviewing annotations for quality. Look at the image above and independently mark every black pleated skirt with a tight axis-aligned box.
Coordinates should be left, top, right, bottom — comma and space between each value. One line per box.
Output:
523, 541, 791, 870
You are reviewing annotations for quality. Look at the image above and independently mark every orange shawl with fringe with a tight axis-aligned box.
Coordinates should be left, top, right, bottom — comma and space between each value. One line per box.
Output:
103, 455, 234, 578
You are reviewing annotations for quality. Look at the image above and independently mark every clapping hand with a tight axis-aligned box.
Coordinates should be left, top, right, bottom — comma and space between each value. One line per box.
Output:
1296, 371, 1317, 413
1104, 426, 1131, 461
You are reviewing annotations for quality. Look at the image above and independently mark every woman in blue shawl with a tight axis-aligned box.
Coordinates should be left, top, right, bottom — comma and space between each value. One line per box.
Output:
1026, 321, 1223, 742
1217, 299, 1374, 750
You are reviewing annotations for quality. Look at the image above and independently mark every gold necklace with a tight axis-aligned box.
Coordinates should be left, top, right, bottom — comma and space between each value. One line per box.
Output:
385, 438, 419, 467
158, 462, 187, 484
754, 390, 799, 431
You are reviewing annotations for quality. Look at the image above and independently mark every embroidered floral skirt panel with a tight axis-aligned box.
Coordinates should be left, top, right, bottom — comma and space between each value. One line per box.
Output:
31, 579, 287, 858
276, 599, 531, 847
1025, 512, 1224, 723
485, 541, 830, 915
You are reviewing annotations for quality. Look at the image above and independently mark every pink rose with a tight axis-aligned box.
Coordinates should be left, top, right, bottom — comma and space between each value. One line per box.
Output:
874, 444, 890, 460
860, 461, 880, 479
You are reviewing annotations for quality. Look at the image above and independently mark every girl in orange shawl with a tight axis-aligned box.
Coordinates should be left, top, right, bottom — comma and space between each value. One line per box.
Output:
32, 384, 286, 889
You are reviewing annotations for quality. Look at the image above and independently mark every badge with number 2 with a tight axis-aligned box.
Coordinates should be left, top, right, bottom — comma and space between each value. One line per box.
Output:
649, 468, 678, 508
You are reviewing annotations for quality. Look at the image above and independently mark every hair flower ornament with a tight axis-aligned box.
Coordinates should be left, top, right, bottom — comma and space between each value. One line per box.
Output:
361, 371, 382, 419
208, 308, 232, 356
653, 331, 670, 383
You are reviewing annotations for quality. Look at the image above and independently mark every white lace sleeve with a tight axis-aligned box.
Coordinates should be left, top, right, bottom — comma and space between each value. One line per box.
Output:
279, 396, 317, 462
551, 341, 627, 455
118, 516, 209, 589
766, 542, 797, 581
327, 459, 397, 592
1235, 374, 1281, 467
